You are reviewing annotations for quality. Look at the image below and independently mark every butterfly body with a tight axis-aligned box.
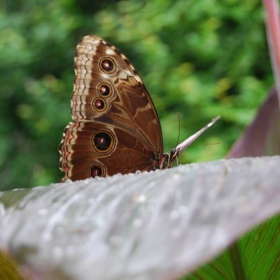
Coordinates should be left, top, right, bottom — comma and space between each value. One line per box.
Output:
59, 35, 219, 182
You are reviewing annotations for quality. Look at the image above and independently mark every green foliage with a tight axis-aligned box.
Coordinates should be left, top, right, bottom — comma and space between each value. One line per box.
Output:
0, 250, 26, 280
185, 215, 280, 279
0, 0, 273, 190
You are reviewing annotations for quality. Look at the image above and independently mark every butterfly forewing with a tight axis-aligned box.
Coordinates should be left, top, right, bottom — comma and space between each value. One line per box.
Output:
72, 36, 163, 151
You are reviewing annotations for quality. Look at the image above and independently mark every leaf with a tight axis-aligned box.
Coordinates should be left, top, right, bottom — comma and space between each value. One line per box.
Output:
0, 251, 27, 280
0, 156, 280, 280
227, 87, 280, 158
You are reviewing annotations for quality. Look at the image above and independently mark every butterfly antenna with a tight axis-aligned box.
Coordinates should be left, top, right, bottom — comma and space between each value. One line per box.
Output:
172, 113, 181, 166
176, 116, 220, 155
176, 113, 181, 146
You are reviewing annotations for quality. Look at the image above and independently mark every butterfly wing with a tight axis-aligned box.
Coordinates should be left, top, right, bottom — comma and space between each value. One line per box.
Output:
59, 36, 163, 181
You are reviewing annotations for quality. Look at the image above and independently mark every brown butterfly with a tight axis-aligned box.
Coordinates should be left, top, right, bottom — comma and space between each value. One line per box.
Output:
59, 35, 219, 182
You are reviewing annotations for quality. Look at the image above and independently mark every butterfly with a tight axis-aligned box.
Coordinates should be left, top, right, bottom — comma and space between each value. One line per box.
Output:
59, 35, 219, 182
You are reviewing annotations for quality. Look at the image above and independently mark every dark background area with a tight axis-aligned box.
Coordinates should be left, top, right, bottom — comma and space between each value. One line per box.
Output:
0, 0, 273, 190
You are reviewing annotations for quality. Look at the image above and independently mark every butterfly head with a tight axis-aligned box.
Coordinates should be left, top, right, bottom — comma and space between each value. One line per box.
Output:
151, 148, 179, 170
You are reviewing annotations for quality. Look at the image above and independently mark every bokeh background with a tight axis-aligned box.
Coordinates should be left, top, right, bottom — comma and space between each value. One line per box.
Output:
0, 0, 274, 190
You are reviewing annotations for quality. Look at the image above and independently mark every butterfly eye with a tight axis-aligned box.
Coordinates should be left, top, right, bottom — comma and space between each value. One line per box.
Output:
92, 131, 114, 152
98, 83, 112, 97
90, 165, 105, 178
93, 98, 106, 111
99, 57, 115, 73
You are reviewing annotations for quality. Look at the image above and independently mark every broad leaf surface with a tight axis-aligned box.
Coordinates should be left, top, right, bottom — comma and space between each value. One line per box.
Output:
0, 157, 280, 280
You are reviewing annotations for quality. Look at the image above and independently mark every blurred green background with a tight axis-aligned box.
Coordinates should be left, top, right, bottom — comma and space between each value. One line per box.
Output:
0, 0, 273, 190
